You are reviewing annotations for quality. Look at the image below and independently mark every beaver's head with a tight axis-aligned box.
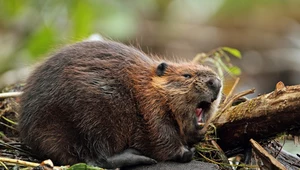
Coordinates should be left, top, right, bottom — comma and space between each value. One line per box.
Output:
152, 62, 222, 145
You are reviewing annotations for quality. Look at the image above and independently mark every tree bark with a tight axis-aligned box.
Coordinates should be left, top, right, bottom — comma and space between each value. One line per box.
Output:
213, 82, 300, 154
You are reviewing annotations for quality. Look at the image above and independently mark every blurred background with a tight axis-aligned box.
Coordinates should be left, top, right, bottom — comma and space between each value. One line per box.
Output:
0, 0, 300, 96
0, 0, 300, 157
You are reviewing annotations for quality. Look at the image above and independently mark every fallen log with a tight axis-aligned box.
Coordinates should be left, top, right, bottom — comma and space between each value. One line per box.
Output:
214, 82, 300, 154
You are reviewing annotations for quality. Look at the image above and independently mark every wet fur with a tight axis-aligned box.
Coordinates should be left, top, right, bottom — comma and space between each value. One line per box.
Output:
19, 40, 221, 166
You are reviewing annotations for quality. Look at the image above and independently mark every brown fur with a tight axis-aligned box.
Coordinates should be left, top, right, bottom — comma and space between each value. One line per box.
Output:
19, 40, 222, 166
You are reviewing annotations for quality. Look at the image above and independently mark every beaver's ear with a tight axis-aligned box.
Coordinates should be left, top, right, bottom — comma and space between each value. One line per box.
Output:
156, 62, 167, 76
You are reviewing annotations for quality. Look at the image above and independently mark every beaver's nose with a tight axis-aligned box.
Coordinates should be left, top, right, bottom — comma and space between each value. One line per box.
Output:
206, 78, 221, 101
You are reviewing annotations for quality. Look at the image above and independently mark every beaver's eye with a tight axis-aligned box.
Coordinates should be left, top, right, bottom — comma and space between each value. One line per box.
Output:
182, 74, 192, 79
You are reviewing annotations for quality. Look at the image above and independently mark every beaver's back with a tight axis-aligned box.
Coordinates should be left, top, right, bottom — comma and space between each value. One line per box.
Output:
19, 41, 154, 164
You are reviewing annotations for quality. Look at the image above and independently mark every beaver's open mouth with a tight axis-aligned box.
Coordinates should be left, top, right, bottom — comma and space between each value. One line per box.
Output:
196, 101, 211, 124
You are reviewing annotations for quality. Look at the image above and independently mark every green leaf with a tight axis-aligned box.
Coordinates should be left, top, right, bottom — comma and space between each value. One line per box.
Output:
216, 57, 241, 77
67, 163, 104, 170
222, 47, 242, 58
228, 66, 241, 76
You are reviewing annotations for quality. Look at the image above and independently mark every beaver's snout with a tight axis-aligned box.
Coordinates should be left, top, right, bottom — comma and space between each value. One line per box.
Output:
206, 77, 221, 102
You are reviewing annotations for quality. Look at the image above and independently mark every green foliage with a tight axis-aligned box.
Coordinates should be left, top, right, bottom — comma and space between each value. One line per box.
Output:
0, 0, 143, 73
0, 0, 24, 19
194, 47, 242, 78
67, 163, 104, 170
221, 47, 241, 59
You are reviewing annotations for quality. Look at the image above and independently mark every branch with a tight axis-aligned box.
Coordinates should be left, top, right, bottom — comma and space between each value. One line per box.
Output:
0, 92, 23, 98
250, 139, 286, 170
214, 82, 300, 153
0, 157, 39, 167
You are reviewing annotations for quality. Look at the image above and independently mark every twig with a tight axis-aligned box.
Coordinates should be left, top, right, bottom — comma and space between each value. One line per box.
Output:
275, 138, 285, 159
250, 139, 286, 170
197, 151, 258, 169
221, 88, 255, 113
197, 151, 223, 165
2, 116, 17, 125
212, 88, 255, 123
211, 140, 229, 164
0, 122, 17, 131
0, 157, 70, 170
0, 92, 23, 99
223, 77, 240, 105
0, 161, 9, 170
0, 157, 39, 167
0, 132, 13, 143
0, 141, 32, 155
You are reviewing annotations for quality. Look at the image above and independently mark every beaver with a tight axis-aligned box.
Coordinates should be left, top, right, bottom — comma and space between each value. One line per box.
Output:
19, 40, 222, 169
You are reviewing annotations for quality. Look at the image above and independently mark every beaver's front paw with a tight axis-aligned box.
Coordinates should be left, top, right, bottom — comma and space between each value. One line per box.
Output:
172, 146, 194, 163
180, 148, 194, 163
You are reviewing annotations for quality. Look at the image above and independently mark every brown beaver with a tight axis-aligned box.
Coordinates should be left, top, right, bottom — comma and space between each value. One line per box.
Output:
19, 40, 222, 168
